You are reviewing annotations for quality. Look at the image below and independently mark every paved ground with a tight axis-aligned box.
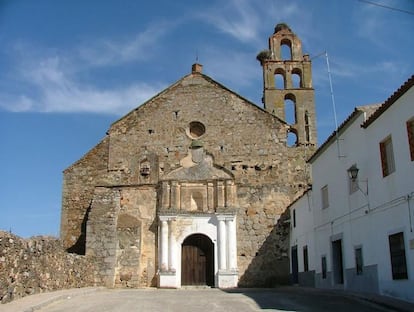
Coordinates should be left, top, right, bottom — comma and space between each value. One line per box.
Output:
2, 287, 413, 312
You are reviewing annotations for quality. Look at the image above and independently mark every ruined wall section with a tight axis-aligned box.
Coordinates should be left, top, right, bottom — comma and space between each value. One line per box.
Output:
61, 137, 110, 253
85, 186, 158, 288
115, 187, 157, 287
0, 231, 94, 304
85, 187, 120, 287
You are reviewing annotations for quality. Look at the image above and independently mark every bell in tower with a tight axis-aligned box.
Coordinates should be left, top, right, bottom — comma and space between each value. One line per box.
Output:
257, 23, 317, 146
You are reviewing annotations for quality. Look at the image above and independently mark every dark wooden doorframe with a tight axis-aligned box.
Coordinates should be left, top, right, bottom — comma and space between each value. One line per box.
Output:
181, 234, 214, 286
291, 245, 299, 284
332, 239, 344, 284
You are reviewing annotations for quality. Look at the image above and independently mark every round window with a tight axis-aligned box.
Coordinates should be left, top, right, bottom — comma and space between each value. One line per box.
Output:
188, 121, 206, 139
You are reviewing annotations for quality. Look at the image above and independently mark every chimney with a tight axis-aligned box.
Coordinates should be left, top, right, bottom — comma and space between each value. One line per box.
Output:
191, 63, 203, 74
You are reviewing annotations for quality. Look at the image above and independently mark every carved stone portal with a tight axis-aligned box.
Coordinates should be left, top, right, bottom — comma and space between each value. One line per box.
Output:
157, 142, 238, 288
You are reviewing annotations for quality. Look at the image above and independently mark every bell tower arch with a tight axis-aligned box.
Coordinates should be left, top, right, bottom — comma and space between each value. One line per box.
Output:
257, 23, 317, 146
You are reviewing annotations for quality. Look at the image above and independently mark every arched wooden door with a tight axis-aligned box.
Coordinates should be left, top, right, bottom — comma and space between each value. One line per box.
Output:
181, 234, 214, 286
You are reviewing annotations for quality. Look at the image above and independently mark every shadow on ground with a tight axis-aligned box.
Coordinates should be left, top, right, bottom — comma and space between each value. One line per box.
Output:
221, 287, 389, 312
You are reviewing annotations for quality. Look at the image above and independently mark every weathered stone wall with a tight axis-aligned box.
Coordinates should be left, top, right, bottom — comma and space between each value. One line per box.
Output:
238, 209, 291, 286
116, 187, 157, 287
61, 137, 109, 253
0, 231, 94, 304
108, 75, 291, 179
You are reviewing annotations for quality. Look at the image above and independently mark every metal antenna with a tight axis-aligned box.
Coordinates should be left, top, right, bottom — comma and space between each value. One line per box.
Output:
311, 51, 344, 158
325, 52, 339, 131
325, 51, 345, 158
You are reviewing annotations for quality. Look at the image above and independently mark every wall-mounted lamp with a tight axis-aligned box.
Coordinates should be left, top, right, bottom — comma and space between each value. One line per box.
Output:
347, 164, 359, 181
347, 165, 369, 209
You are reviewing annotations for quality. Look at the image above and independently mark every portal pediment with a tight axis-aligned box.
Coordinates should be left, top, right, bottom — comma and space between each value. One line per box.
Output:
159, 144, 236, 213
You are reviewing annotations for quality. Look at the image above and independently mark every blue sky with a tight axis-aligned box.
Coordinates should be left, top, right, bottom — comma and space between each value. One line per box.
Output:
1, 0, 413, 238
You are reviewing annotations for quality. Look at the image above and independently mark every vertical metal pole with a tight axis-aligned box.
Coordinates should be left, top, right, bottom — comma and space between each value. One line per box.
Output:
325, 52, 342, 158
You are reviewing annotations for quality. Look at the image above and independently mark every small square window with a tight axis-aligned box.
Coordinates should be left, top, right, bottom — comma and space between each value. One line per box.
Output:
321, 185, 329, 209
379, 136, 395, 177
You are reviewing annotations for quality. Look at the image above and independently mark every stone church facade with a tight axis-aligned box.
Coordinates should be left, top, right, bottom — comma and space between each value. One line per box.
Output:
60, 24, 317, 288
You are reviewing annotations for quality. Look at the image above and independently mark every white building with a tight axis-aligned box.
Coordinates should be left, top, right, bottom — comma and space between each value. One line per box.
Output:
289, 75, 414, 302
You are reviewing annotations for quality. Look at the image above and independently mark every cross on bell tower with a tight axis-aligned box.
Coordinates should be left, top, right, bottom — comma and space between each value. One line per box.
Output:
257, 23, 317, 146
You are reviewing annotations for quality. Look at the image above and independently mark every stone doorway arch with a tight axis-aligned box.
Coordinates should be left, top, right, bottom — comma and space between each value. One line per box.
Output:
181, 234, 214, 286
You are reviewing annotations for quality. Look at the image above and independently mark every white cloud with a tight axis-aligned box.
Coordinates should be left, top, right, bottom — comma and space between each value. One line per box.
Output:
1, 95, 35, 112
201, 0, 260, 44
194, 0, 306, 94
354, 4, 386, 46
352, 0, 413, 48
312, 54, 402, 87
78, 22, 172, 67
0, 21, 176, 114
203, 47, 259, 88
199, 0, 300, 45
1, 55, 164, 114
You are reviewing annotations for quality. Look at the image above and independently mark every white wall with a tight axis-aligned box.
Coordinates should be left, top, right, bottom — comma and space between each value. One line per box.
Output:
311, 112, 371, 277
363, 87, 414, 300
289, 191, 314, 273
290, 80, 414, 302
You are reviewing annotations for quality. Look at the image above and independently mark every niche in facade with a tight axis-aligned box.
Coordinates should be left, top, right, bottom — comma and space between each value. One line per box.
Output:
140, 159, 151, 177
190, 191, 204, 211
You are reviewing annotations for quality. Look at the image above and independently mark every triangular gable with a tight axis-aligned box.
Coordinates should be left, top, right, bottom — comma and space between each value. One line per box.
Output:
109, 69, 287, 133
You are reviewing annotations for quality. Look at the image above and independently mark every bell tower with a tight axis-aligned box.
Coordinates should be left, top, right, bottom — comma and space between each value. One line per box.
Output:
257, 23, 317, 146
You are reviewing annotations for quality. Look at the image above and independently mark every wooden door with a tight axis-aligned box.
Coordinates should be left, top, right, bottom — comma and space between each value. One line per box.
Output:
181, 245, 206, 285
181, 234, 214, 286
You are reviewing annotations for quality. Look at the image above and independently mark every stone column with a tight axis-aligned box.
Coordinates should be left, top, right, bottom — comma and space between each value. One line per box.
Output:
160, 219, 169, 271
217, 181, 225, 209
161, 181, 170, 209
171, 181, 181, 210
225, 180, 235, 208
168, 219, 176, 272
227, 217, 237, 270
207, 181, 215, 211
218, 217, 227, 270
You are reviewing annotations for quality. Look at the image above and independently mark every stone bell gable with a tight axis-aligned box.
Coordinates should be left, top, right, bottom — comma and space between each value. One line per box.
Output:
62, 25, 317, 288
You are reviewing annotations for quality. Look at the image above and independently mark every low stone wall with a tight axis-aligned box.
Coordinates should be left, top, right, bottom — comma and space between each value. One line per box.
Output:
0, 231, 94, 304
